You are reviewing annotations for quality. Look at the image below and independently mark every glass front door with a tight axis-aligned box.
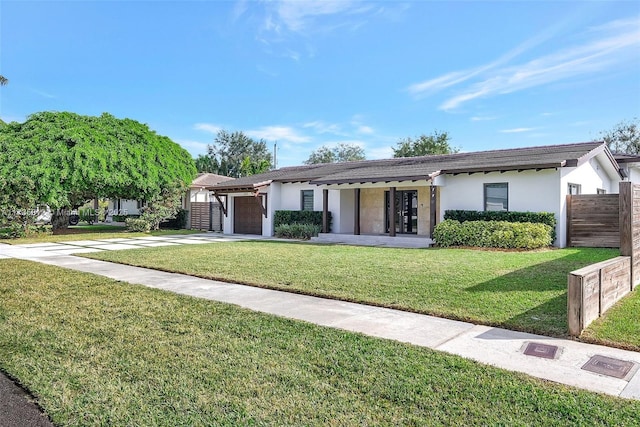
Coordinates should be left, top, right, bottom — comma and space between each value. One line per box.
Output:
385, 190, 418, 234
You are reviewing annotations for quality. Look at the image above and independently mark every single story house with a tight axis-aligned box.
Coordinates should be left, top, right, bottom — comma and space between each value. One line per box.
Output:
199, 142, 626, 247
107, 173, 233, 229
185, 173, 233, 230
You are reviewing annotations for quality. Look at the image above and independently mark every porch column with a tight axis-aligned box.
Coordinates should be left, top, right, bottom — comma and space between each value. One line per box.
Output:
354, 188, 361, 235
322, 189, 329, 233
389, 186, 396, 237
430, 185, 437, 237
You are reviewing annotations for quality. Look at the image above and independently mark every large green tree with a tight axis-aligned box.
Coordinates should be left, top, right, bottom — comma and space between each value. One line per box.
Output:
304, 143, 366, 164
392, 131, 458, 157
0, 111, 196, 229
196, 130, 272, 177
601, 118, 640, 155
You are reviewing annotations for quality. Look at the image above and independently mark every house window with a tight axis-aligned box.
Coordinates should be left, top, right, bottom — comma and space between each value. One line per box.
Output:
597, 188, 606, 195
484, 183, 508, 211
301, 190, 314, 211
568, 183, 581, 195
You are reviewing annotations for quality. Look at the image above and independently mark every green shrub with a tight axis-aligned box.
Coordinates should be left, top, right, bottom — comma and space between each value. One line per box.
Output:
444, 210, 556, 241
433, 219, 552, 249
0, 223, 50, 239
79, 208, 97, 225
113, 214, 140, 222
125, 218, 151, 233
274, 210, 331, 232
275, 223, 322, 240
160, 209, 189, 229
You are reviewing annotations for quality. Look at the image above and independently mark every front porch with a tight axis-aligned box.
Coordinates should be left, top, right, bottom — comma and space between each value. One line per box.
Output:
310, 233, 433, 248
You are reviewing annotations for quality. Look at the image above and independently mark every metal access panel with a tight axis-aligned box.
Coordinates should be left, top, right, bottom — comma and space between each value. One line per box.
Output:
581, 355, 638, 380
523, 342, 560, 360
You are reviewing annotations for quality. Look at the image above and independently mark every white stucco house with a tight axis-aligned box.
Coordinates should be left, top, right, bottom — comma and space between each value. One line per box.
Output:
198, 142, 625, 248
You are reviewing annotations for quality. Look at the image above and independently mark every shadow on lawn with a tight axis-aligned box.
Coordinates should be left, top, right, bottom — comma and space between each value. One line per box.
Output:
465, 249, 618, 336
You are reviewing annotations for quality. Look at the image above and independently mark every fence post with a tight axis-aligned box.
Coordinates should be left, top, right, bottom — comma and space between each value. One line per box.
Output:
567, 272, 583, 336
619, 182, 635, 289
566, 194, 572, 247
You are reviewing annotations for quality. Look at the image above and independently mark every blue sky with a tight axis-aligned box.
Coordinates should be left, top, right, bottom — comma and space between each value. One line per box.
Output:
1, 1, 639, 167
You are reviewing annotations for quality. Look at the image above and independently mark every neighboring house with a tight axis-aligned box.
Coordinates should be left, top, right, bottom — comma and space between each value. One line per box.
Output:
208, 142, 625, 248
107, 198, 144, 218
106, 174, 233, 228
184, 173, 234, 231
613, 153, 640, 183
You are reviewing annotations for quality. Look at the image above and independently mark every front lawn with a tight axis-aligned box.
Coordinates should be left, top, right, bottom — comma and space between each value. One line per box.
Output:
85, 242, 618, 337
0, 259, 637, 426
582, 288, 640, 350
0, 226, 199, 245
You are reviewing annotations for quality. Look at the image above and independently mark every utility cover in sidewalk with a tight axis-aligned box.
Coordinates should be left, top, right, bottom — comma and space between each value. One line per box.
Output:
581, 355, 637, 380
523, 342, 559, 359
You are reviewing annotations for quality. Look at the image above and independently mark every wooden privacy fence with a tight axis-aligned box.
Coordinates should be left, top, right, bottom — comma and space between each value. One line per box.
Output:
566, 194, 620, 248
190, 202, 210, 231
568, 182, 640, 336
190, 202, 223, 231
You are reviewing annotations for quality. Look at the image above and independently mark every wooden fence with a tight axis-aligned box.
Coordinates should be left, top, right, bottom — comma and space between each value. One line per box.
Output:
189, 202, 223, 232
567, 182, 640, 336
190, 202, 210, 231
566, 194, 620, 248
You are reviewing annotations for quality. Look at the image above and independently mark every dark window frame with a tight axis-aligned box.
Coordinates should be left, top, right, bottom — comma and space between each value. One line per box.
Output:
301, 190, 314, 211
568, 183, 582, 195
484, 183, 509, 212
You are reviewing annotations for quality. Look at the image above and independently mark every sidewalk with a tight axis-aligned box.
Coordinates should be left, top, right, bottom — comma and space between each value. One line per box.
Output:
0, 236, 639, 403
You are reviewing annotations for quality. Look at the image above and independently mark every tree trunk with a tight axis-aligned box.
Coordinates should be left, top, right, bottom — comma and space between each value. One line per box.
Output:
51, 210, 70, 231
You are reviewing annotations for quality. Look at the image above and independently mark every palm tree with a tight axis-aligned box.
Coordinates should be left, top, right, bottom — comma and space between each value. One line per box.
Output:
0, 75, 8, 86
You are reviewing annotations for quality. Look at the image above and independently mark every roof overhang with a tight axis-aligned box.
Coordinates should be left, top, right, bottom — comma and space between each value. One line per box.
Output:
210, 180, 273, 194
443, 162, 565, 175
310, 173, 439, 186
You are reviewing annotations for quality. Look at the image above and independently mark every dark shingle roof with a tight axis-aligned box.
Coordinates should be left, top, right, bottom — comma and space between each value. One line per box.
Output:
210, 141, 615, 191
191, 173, 234, 188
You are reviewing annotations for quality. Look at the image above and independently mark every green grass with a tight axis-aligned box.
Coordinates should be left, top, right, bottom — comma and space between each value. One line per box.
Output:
0, 226, 200, 245
0, 259, 638, 426
582, 287, 640, 351
85, 241, 618, 337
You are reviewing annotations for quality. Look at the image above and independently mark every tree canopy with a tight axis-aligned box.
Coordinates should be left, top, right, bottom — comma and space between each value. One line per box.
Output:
195, 130, 272, 177
392, 131, 458, 157
304, 143, 366, 164
601, 118, 640, 155
0, 111, 196, 227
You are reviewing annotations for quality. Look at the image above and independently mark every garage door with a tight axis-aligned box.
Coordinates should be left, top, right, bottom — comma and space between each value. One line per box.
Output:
234, 196, 263, 235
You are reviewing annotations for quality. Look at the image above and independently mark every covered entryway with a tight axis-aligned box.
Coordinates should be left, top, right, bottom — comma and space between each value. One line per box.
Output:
234, 196, 263, 235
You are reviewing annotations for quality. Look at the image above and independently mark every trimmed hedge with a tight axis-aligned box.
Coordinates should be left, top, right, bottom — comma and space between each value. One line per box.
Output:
125, 218, 151, 233
274, 210, 331, 232
275, 223, 322, 240
160, 209, 189, 229
433, 219, 552, 249
444, 210, 556, 241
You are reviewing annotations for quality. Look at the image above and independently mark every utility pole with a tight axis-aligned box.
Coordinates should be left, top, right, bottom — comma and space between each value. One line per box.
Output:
273, 142, 278, 169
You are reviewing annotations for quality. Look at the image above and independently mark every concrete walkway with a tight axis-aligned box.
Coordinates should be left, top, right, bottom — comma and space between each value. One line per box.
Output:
0, 235, 639, 402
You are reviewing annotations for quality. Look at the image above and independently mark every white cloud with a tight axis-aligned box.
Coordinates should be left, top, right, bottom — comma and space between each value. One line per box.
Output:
30, 88, 56, 99
367, 146, 394, 159
194, 123, 223, 134
273, 1, 373, 33
470, 115, 497, 122
350, 115, 375, 135
356, 125, 374, 134
408, 16, 640, 111
175, 139, 209, 154
303, 120, 343, 135
246, 125, 311, 143
499, 128, 536, 133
